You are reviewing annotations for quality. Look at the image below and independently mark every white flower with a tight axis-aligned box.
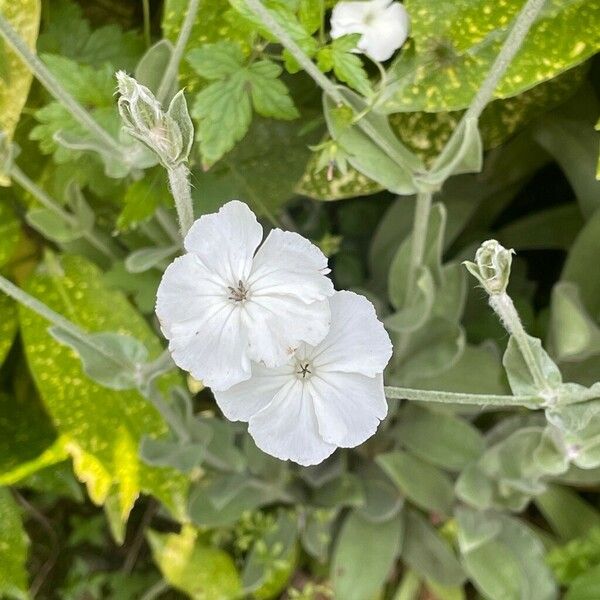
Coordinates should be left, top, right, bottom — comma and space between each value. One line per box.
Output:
330, 0, 410, 62
156, 201, 334, 391
213, 291, 393, 466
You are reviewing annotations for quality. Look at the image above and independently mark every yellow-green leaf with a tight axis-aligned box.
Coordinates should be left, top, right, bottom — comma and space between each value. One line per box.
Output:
148, 525, 241, 600
18, 254, 187, 524
381, 0, 600, 112
0, 200, 20, 266
0, 0, 41, 186
0, 487, 29, 599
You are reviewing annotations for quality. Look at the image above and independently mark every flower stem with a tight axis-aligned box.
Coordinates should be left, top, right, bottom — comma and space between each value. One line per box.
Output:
404, 191, 432, 307
156, 0, 201, 105
0, 12, 124, 161
10, 164, 121, 260
433, 0, 547, 172
384, 385, 541, 408
489, 292, 555, 397
167, 165, 195, 238
11, 166, 120, 260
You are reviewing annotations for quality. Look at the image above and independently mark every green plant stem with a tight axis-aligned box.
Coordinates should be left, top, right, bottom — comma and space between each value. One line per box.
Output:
167, 165, 195, 238
432, 0, 547, 173
140, 580, 169, 600
0, 12, 124, 161
394, 570, 421, 600
156, 0, 201, 104
243, 0, 421, 172
404, 191, 432, 306
142, 0, 152, 48
384, 386, 541, 408
10, 164, 121, 260
489, 292, 556, 398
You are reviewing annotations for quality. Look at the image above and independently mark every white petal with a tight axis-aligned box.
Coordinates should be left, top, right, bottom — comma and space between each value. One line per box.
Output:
330, 1, 372, 38
310, 372, 387, 447
213, 363, 294, 422
243, 297, 331, 368
358, 3, 410, 61
242, 229, 334, 367
310, 290, 392, 377
249, 229, 333, 302
248, 380, 337, 466
183, 200, 263, 284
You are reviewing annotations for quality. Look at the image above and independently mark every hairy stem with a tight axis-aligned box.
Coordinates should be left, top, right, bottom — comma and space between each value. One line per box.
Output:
156, 0, 201, 104
10, 164, 121, 260
167, 165, 195, 238
490, 292, 556, 397
404, 191, 432, 306
384, 386, 542, 408
433, 0, 547, 172
0, 12, 124, 161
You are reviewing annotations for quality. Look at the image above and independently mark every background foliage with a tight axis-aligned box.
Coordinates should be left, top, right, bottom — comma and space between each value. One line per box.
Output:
0, 0, 599, 598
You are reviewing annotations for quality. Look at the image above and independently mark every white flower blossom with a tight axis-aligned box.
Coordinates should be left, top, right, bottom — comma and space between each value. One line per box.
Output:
330, 0, 410, 62
213, 291, 393, 466
156, 201, 334, 391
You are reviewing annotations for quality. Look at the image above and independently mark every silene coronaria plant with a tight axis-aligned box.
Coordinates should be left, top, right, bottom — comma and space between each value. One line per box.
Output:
0, 0, 599, 598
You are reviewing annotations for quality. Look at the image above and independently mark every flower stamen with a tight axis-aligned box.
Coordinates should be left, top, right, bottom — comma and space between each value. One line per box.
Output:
228, 279, 248, 302
297, 362, 312, 379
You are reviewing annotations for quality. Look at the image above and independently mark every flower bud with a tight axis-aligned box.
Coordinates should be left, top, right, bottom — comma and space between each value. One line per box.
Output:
463, 239, 514, 295
116, 71, 194, 169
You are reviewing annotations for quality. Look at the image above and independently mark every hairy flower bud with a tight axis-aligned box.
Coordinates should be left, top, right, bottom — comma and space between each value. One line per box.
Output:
116, 71, 193, 169
464, 239, 515, 295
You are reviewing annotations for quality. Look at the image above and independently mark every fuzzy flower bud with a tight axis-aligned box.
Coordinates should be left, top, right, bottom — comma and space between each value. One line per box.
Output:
116, 71, 193, 169
463, 239, 515, 295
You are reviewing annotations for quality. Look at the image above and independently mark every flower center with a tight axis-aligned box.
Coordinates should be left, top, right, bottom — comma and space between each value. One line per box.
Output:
295, 361, 313, 380
228, 279, 249, 302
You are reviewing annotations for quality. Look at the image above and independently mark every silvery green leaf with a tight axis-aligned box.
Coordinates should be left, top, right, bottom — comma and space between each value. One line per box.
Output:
48, 327, 148, 390
402, 509, 465, 587
124, 245, 178, 273
166, 90, 194, 163
391, 318, 465, 385
432, 262, 467, 324
356, 466, 404, 523
301, 507, 338, 561
550, 282, 600, 363
384, 266, 435, 333
135, 39, 175, 96
140, 437, 208, 473
377, 451, 454, 516
388, 203, 446, 308
331, 510, 403, 600
503, 333, 562, 396
323, 89, 421, 194
416, 118, 483, 191
312, 474, 365, 509
395, 405, 485, 471
536, 484, 600, 541
26, 208, 82, 244
242, 510, 297, 595
300, 453, 346, 488
455, 506, 502, 554
188, 474, 281, 527
458, 512, 556, 600
66, 182, 94, 232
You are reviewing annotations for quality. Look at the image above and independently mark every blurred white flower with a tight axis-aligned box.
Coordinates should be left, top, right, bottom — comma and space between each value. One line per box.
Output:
330, 0, 410, 62
214, 291, 393, 466
156, 201, 334, 391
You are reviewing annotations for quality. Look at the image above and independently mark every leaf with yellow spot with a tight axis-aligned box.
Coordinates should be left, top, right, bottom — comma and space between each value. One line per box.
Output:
0, 487, 29, 599
148, 524, 241, 600
381, 0, 600, 112
0, 0, 41, 186
18, 254, 188, 524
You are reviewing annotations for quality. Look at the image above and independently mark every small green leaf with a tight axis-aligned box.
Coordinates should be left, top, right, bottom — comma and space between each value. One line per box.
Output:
402, 509, 465, 587
117, 169, 170, 231
377, 451, 454, 516
566, 563, 600, 600
187, 41, 245, 79
247, 60, 299, 120
148, 524, 241, 600
26, 208, 82, 244
125, 246, 177, 274
0, 488, 29, 599
503, 334, 562, 396
318, 35, 372, 96
395, 405, 485, 471
331, 510, 403, 600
